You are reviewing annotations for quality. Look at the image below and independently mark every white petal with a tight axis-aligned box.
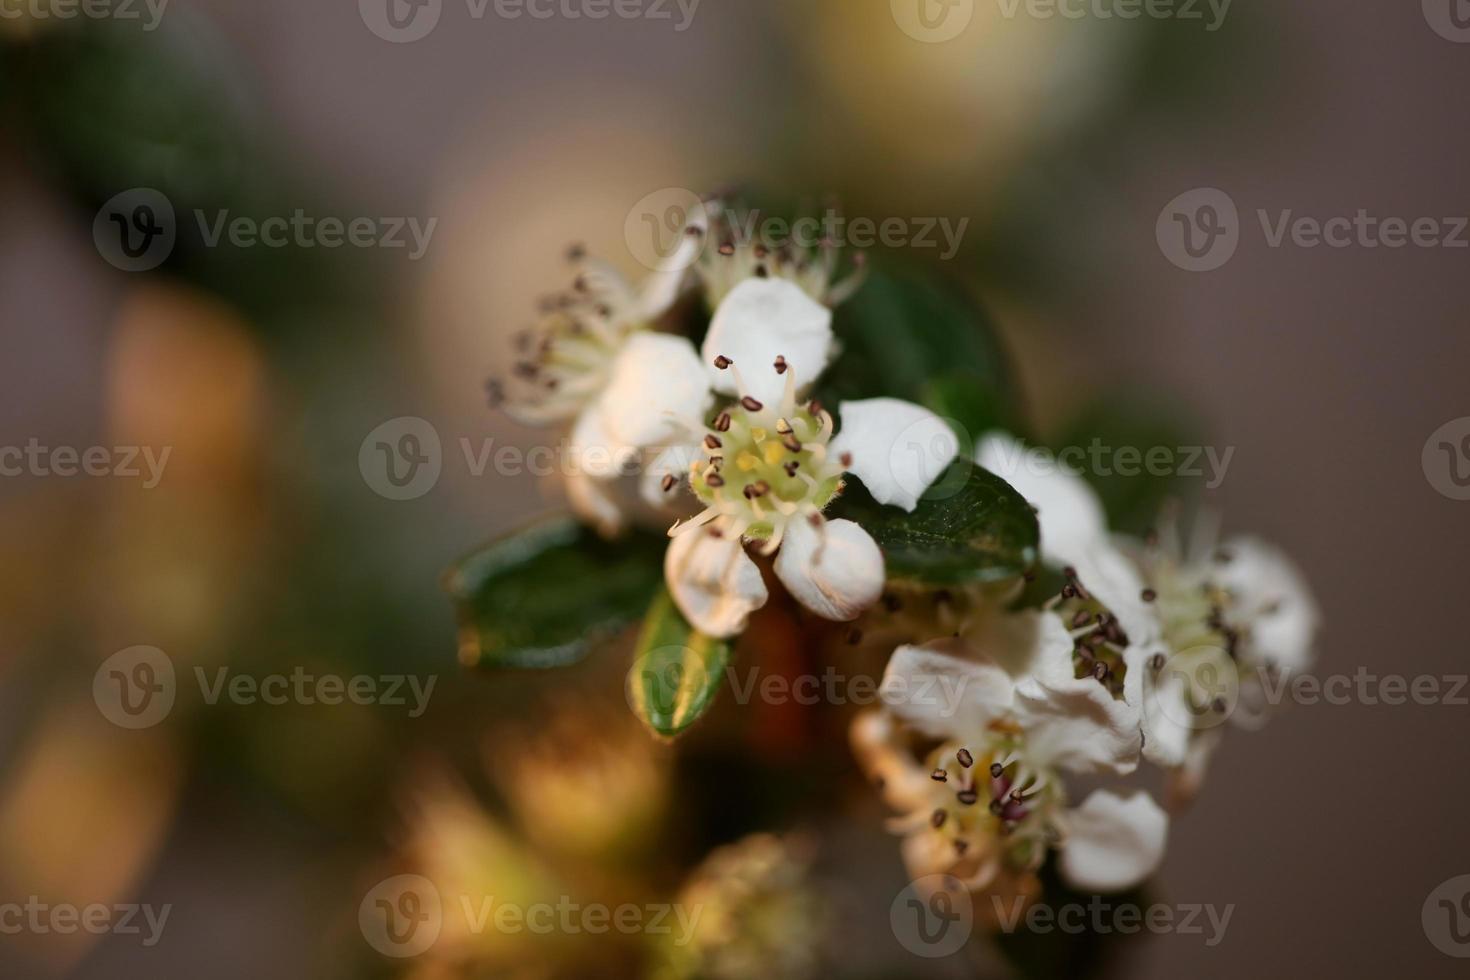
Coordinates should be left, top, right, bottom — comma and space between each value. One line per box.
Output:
664, 529, 768, 638
701, 278, 833, 407
773, 517, 885, 622
598, 332, 712, 451
637, 203, 708, 319
569, 403, 638, 482
879, 637, 1016, 740
565, 467, 625, 538
1060, 789, 1168, 893
830, 398, 960, 512
1014, 679, 1142, 778
1124, 644, 1193, 769
1070, 539, 1160, 646
977, 433, 1107, 568
639, 441, 701, 510
1215, 536, 1319, 675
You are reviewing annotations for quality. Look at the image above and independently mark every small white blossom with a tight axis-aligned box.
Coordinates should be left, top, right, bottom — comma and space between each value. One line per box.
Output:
854, 611, 1167, 894
660, 279, 957, 637
496, 246, 709, 536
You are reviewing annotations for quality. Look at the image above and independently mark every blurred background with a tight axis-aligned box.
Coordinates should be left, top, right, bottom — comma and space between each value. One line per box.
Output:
1, 0, 1467, 976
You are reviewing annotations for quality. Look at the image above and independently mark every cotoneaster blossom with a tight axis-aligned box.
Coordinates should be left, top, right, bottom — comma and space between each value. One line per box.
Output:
492, 240, 708, 537
853, 611, 1166, 896
978, 433, 1321, 797
658, 278, 958, 638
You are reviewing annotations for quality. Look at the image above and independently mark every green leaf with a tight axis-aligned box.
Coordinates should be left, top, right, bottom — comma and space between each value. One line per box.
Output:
444, 517, 666, 669
820, 265, 1023, 441
829, 460, 1039, 587
627, 589, 731, 738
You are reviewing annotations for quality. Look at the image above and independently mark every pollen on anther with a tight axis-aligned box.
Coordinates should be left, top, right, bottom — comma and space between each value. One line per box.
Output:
931, 768, 947, 782
704, 435, 723, 450
956, 748, 974, 768
661, 474, 677, 493
741, 396, 763, 412
931, 809, 947, 829
839, 452, 853, 468
773, 355, 788, 374
714, 355, 733, 370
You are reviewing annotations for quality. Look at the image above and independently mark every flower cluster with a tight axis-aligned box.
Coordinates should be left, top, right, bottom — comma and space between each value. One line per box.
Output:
488, 196, 1319, 926
495, 200, 964, 641
849, 435, 1318, 904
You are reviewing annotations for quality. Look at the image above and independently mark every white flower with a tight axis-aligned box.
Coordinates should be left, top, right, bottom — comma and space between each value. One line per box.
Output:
980, 432, 1320, 783
495, 248, 713, 537
660, 280, 957, 637
854, 611, 1166, 894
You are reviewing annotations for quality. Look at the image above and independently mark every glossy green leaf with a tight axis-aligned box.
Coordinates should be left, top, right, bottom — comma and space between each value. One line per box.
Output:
627, 589, 731, 738
820, 266, 1023, 441
444, 517, 666, 669
830, 460, 1039, 587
